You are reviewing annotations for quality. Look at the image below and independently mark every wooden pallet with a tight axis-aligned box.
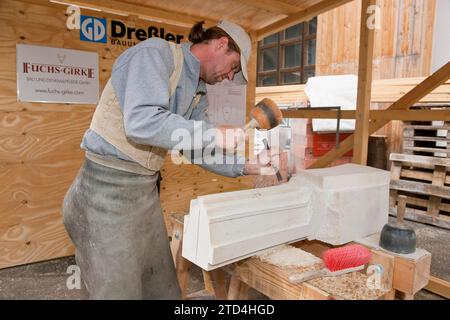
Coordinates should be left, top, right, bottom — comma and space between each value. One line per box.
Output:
389, 153, 450, 229
403, 120, 449, 158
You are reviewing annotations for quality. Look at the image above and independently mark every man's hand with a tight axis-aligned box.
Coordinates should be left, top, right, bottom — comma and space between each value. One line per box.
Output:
243, 148, 280, 176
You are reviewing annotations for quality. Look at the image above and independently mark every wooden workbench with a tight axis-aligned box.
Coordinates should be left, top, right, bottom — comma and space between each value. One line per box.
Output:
169, 214, 431, 300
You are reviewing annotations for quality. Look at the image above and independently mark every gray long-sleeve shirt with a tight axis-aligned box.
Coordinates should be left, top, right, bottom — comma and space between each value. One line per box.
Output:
81, 38, 245, 177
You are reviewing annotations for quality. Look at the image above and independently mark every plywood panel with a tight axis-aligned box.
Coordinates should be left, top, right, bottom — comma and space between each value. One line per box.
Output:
126, 0, 289, 30
0, 0, 194, 269
0, 111, 92, 163
0, 161, 82, 269
1, 0, 269, 268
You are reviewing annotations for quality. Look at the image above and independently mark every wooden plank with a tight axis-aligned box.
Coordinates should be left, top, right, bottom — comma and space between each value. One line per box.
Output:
353, 0, 376, 165
403, 146, 449, 155
427, 166, 446, 216
396, 194, 450, 215
403, 124, 450, 130
389, 161, 402, 207
227, 274, 249, 300
202, 269, 228, 299
168, 215, 191, 299
234, 258, 328, 300
233, 0, 301, 15
390, 180, 450, 199
425, 276, 450, 299
282, 109, 450, 121
403, 136, 449, 142
389, 207, 450, 230
54, 0, 216, 28
246, 32, 257, 159
308, 61, 450, 168
389, 153, 450, 166
401, 169, 450, 186
393, 252, 432, 295
256, 79, 450, 105
256, 0, 354, 40
421, 0, 436, 75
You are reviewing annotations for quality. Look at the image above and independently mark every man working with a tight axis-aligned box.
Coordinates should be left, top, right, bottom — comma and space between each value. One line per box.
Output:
62, 20, 278, 299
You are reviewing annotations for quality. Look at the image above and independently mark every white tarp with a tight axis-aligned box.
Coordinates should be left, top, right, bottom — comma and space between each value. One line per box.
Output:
305, 75, 357, 132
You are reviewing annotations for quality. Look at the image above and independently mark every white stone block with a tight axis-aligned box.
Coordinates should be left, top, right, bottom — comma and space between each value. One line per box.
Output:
182, 164, 390, 270
296, 164, 390, 244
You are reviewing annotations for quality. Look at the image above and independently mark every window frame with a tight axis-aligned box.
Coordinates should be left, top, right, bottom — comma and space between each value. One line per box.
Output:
257, 18, 317, 86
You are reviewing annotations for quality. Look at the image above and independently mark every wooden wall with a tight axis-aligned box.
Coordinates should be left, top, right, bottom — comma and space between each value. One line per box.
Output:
315, 0, 436, 155
0, 0, 254, 269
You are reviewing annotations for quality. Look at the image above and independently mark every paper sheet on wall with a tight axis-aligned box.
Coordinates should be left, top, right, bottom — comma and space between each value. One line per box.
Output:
206, 80, 246, 126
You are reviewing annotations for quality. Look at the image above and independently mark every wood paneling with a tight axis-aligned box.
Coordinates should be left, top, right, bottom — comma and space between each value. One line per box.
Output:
316, 0, 436, 78
315, 0, 437, 155
0, 0, 190, 269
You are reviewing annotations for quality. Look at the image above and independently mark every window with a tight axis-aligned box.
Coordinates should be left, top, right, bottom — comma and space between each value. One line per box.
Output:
257, 17, 317, 86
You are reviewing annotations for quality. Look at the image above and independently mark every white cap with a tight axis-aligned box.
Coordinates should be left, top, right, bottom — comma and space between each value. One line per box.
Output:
216, 20, 251, 85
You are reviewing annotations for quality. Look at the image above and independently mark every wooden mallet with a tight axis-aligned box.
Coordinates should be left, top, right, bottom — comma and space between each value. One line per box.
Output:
243, 98, 284, 182
243, 98, 283, 132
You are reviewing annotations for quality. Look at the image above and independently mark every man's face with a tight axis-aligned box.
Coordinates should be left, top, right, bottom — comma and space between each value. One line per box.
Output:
202, 38, 241, 85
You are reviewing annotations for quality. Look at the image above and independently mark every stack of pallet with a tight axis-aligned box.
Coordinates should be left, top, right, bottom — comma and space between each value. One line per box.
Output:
389, 153, 450, 229
402, 106, 449, 158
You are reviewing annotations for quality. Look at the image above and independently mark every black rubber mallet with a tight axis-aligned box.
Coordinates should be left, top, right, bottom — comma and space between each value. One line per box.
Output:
379, 195, 417, 254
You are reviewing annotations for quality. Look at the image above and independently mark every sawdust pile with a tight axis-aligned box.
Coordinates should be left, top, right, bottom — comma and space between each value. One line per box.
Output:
256, 245, 322, 268
309, 272, 389, 300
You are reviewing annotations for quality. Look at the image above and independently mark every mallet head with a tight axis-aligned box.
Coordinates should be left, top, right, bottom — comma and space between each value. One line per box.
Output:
250, 98, 283, 130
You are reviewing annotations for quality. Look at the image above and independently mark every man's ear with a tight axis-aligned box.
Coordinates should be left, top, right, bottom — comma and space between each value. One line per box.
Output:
217, 36, 229, 50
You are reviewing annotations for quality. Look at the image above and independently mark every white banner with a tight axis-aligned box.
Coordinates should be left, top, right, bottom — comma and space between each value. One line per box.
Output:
16, 44, 99, 104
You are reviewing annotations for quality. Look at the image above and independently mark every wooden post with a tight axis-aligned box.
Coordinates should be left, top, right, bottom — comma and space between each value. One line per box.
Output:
169, 214, 192, 299
352, 0, 376, 165
228, 274, 250, 300
245, 31, 258, 161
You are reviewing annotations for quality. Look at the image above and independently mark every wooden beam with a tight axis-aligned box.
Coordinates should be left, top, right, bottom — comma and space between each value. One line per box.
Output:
282, 109, 450, 121
425, 276, 450, 299
234, 0, 301, 15
390, 180, 450, 199
353, 0, 376, 165
256, 78, 450, 104
58, 0, 217, 28
308, 61, 450, 169
246, 32, 258, 160
256, 0, 353, 40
